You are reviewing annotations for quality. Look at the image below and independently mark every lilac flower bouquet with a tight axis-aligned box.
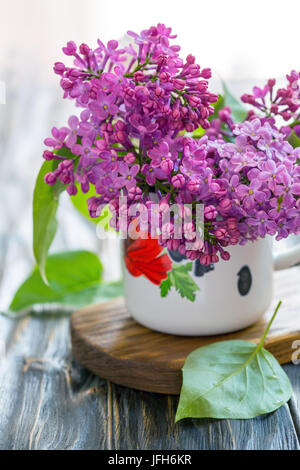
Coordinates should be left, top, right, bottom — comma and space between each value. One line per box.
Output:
23, 24, 299, 420
40, 24, 300, 271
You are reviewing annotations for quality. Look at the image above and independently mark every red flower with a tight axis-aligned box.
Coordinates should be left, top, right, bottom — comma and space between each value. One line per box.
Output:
124, 238, 172, 285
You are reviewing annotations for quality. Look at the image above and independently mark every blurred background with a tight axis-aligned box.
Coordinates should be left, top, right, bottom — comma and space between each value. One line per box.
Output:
2, 0, 299, 82
0, 0, 299, 309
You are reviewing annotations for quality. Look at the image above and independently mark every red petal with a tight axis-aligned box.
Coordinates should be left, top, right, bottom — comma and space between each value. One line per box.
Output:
124, 256, 142, 277
132, 254, 173, 285
127, 238, 163, 262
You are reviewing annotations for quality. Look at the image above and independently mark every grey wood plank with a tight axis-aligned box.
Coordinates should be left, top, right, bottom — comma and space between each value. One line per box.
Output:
0, 314, 109, 450
285, 363, 300, 442
109, 375, 299, 450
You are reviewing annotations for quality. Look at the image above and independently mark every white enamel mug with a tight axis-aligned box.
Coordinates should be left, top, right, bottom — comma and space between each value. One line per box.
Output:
123, 237, 300, 336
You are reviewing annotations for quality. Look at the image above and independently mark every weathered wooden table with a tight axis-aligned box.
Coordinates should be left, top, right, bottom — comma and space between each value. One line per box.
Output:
0, 311, 299, 450
0, 76, 299, 450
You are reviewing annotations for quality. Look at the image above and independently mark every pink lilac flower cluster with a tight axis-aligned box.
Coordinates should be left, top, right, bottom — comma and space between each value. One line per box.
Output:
42, 24, 300, 265
241, 71, 300, 123
45, 24, 217, 197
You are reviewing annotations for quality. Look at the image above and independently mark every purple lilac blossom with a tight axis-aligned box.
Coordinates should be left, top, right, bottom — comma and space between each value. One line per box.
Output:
43, 24, 300, 264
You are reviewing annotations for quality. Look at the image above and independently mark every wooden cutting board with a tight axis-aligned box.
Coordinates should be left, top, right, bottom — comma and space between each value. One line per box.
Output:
70, 267, 300, 394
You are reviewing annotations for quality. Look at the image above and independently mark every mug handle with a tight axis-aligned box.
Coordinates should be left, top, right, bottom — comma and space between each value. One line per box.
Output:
274, 241, 300, 271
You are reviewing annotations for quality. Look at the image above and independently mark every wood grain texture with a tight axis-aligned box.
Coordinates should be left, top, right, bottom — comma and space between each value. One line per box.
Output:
0, 312, 299, 450
71, 265, 300, 394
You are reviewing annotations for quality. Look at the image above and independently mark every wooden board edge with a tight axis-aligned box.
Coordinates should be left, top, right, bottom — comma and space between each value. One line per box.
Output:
70, 318, 182, 395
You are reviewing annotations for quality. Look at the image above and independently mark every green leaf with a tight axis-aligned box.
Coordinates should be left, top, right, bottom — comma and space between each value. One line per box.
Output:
209, 94, 225, 121
33, 161, 65, 284
192, 126, 206, 139
160, 277, 172, 298
8, 250, 121, 313
72, 279, 123, 306
193, 95, 225, 138
53, 146, 78, 159
175, 302, 292, 421
70, 184, 113, 230
222, 81, 248, 122
288, 131, 300, 149
160, 263, 200, 302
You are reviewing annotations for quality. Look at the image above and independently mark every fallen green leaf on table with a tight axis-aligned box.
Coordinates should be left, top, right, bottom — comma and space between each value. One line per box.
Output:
175, 301, 292, 421
9, 250, 123, 314
160, 262, 200, 302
